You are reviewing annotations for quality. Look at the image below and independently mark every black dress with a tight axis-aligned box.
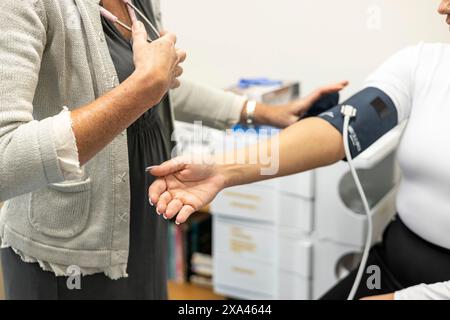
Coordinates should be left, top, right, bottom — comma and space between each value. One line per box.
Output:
1, 0, 173, 300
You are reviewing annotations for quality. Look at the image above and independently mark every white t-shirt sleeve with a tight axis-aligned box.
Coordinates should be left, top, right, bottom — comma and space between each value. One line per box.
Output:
395, 281, 450, 300
364, 44, 422, 123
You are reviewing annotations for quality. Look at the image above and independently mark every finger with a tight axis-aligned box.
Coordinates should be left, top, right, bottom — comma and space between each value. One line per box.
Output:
318, 80, 349, 95
157, 191, 172, 216
131, 21, 149, 52
176, 49, 187, 63
302, 81, 348, 106
148, 179, 167, 206
124, 0, 138, 24
174, 66, 183, 78
165, 199, 184, 220
170, 79, 181, 89
175, 205, 196, 225
148, 157, 187, 177
160, 32, 177, 45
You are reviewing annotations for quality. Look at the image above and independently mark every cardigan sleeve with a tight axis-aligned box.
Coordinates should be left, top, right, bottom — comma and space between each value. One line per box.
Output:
0, 0, 67, 201
171, 79, 246, 130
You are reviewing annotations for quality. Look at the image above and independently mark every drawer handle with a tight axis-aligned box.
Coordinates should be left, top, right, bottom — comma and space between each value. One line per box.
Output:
230, 240, 257, 253
229, 202, 257, 211
224, 191, 261, 201
232, 267, 255, 276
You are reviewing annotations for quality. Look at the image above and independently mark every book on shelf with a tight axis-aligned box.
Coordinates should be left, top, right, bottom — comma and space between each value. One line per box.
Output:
189, 274, 213, 289
167, 212, 212, 284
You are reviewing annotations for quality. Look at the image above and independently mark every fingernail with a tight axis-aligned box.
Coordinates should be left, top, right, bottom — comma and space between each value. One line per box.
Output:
146, 166, 156, 173
156, 208, 161, 215
163, 215, 168, 220
175, 221, 181, 226
149, 199, 154, 206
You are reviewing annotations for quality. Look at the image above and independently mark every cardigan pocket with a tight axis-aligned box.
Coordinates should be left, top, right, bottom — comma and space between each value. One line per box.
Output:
29, 178, 92, 239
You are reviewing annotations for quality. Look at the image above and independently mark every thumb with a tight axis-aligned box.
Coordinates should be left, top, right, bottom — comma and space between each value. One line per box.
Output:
302, 81, 348, 106
132, 21, 148, 50
148, 157, 188, 177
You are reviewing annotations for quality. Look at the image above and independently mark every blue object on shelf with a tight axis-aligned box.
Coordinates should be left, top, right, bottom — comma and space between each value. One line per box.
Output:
238, 78, 283, 89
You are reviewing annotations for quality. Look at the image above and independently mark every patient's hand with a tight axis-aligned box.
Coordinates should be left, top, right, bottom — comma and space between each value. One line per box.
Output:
265, 80, 349, 128
148, 157, 226, 224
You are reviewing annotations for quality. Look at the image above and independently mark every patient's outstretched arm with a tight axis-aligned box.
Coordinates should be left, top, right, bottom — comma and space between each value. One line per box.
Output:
148, 117, 344, 224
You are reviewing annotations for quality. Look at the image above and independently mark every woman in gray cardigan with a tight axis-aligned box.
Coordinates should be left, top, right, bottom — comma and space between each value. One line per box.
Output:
0, 0, 345, 299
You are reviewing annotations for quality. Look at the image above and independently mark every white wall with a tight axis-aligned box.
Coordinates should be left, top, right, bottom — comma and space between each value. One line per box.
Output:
161, 0, 449, 98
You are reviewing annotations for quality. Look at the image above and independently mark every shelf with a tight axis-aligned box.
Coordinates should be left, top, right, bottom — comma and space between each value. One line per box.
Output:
168, 281, 225, 300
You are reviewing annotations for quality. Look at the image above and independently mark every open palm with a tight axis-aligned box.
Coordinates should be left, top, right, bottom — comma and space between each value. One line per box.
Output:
148, 157, 226, 224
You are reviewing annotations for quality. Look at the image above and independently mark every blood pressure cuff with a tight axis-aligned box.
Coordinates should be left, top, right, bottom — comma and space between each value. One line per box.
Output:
317, 87, 398, 158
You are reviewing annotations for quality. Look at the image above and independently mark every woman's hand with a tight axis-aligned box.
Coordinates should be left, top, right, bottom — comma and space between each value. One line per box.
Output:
148, 157, 226, 225
71, 21, 186, 165
255, 80, 349, 128
130, 21, 186, 105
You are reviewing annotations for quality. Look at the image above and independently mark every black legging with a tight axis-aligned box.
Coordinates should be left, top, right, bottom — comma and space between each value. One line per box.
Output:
321, 217, 450, 300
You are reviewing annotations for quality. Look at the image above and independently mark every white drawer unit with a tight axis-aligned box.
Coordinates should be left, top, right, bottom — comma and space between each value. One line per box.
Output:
214, 218, 276, 263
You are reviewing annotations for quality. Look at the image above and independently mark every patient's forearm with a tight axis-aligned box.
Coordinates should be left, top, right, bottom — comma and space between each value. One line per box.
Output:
219, 117, 345, 188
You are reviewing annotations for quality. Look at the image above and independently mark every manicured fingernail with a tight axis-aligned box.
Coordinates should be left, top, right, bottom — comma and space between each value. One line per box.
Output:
156, 208, 161, 215
163, 215, 168, 220
149, 199, 154, 206
175, 221, 180, 226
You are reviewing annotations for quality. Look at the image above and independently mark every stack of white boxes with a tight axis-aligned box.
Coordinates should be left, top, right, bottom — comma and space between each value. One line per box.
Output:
212, 173, 315, 299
